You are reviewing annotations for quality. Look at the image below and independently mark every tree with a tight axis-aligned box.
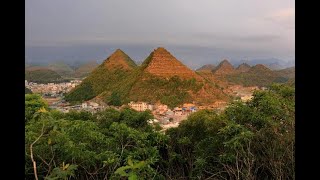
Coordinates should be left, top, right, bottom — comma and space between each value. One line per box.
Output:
108, 91, 122, 106
25, 94, 48, 122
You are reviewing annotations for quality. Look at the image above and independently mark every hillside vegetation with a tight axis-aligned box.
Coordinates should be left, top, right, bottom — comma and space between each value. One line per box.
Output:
25, 83, 295, 179
65, 48, 228, 107
25, 69, 67, 84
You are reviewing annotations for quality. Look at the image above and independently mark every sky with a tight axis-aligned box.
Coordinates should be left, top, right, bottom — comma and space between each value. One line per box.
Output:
25, 0, 295, 69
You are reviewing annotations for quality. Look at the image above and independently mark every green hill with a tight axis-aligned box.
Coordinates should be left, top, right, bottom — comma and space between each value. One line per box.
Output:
25, 68, 66, 83
226, 64, 290, 87
65, 49, 138, 103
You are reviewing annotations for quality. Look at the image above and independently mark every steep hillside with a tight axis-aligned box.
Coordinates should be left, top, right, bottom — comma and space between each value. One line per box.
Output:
128, 48, 228, 108
65, 49, 138, 103
142, 47, 202, 81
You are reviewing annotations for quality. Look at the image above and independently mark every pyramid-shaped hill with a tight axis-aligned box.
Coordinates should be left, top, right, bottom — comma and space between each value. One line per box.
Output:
65, 49, 139, 103
103, 49, 137, 70
248, 64, 273, 74
236, 63, 251, 73
212, 59, 235, 75
141, 47, 202, 81
126, 48, 229, 108
196, 64, 216, 72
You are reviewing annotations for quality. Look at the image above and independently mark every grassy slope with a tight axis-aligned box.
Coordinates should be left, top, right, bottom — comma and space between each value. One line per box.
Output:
25, 69, 66, 83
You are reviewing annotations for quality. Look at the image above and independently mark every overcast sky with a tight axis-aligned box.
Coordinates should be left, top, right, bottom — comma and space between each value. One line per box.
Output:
25, 0, 294, 69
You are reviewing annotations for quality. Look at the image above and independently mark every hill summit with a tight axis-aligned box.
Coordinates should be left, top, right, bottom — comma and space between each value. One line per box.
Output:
142, 47, 202, 80
103, 49, 137, 70
213, 59, 235, 75
236, 63, 251, 73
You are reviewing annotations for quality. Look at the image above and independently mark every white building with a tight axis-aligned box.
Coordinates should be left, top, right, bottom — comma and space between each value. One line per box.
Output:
128, 101, 153, 112
82, 102, 88, 109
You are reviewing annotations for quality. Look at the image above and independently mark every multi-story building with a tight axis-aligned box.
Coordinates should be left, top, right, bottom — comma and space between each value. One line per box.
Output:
128, 101, 153, 112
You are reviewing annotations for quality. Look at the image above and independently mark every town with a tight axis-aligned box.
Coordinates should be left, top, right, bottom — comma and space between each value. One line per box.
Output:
26, 80, 262, 130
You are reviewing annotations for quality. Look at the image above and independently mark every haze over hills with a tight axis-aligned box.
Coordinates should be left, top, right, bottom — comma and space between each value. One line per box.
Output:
73, 61, 99, 78
26, 45, 294, 70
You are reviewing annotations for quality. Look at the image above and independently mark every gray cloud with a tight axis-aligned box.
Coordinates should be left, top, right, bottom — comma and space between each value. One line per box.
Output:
26, 0, 294, 66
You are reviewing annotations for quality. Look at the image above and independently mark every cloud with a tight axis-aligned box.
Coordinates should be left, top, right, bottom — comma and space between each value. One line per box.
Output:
265, 8, 295, 29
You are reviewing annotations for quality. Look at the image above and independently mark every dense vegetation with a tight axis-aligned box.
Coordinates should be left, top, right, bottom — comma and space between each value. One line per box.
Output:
64, 64, 139, 104
25, 83, 294, 179
25, 69, 67, 84
129, 75, 203, 108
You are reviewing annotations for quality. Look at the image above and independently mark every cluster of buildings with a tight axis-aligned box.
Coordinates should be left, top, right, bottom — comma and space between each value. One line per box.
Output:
127, 101, 224, 129
25, 80, 82, 96
50, 101, 106, 113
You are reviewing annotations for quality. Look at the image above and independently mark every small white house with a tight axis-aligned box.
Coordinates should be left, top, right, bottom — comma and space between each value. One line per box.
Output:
82, 102, 88, 108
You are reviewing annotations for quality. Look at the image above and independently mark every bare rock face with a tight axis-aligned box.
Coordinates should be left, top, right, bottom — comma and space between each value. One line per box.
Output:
143, 47, 202, 80
103, 49, 136, 70
213, 59, 235, 75
236, 63, 251, 73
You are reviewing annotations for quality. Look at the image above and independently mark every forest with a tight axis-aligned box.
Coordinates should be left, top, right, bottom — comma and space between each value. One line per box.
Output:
25, 83, 294, 179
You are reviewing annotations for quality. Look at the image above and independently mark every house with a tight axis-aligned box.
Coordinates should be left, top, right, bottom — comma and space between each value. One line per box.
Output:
88, 102, 99, 107
173, 107, 183, 116
82, 102, 88, 109
128, 101, 153, 112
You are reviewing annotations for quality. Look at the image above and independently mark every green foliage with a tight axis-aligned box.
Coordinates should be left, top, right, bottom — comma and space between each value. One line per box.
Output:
25, 94, 48, 122
226, 67, 293, 87
64, 81, 96, 103
45, 162, 78, 180
130, 75, 203, 108
108, 91, 122, 106
65, 64, 139, 104
25, 83, 294, 179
